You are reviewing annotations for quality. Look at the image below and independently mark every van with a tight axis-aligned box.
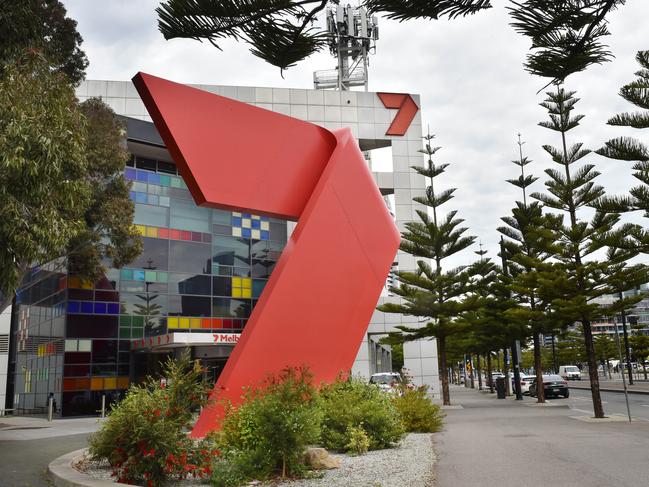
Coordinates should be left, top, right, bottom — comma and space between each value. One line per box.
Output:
559, 365, 581, 380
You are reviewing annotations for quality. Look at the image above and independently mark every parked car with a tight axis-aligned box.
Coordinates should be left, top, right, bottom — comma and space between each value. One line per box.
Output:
517, 374, 536, 395
529, 374, 569, 398
558, 365, 581, 380
369, 372, 403, 394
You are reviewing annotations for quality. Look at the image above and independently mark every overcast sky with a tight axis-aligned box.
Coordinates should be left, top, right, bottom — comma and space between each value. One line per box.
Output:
63, 0, 649, 269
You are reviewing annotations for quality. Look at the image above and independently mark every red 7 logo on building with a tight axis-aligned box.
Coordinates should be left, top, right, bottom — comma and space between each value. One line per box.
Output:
133, 73, 400, 438
377, 93, 419, 136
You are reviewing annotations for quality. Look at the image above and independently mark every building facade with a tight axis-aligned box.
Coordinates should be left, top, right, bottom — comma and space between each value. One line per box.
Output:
6, 79, 440, 416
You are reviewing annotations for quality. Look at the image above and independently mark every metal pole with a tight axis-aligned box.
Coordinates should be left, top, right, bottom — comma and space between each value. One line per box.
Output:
551, 334, 558, 374
101, 394, 106, 419
612, 315, 632, 422
511, 340, 523, 400
619, 291, 634, 385
47, 397, 53, 422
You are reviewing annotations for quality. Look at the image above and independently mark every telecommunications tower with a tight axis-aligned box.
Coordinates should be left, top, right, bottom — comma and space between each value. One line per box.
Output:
313, 2, 378, 91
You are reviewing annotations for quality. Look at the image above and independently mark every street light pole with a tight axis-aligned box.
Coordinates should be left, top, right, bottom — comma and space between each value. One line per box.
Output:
612, 313, 632, 422
619, 291, 634, 385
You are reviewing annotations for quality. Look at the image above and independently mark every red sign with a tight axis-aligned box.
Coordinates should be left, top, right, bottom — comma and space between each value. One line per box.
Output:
377, 93, 419, 136
213, 334, 240, 344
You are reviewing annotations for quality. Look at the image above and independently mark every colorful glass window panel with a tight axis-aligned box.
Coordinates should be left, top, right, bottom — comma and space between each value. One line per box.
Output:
94, 302, 107, 314
80, 301, 93, 313
158, 228, 169, 239
159, 175, 170, 186
107, 303, 120, 314
125, 167, 136, 180
133, 270, 145, 281
231, 277, 252, 298
167, 317, 179, 329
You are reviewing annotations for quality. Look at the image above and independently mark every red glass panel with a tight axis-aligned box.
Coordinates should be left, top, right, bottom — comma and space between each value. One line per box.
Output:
170, 229, 181, 240
181, 230, 192, 241
191, 231, 202, 242
158, 228, 169, 239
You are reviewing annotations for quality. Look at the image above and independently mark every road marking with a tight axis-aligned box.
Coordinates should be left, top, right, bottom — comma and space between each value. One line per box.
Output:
571, 408, 595, 414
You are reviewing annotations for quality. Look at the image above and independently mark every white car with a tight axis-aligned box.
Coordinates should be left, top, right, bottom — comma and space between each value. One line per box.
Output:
558, 365, 581, 380
517, 374, 536, 394
369, 372, 402, 394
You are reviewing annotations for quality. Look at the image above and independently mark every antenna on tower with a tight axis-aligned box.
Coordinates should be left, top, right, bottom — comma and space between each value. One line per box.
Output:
313, 2, 378, 91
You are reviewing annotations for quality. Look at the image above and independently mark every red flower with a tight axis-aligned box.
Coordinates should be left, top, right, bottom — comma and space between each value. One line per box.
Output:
153, 409, 161, 417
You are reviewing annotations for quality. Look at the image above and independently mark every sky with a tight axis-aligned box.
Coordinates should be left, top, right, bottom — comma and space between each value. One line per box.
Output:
63, 0, 649, 268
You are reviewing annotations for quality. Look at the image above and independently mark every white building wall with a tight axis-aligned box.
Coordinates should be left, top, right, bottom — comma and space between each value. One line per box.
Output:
76, 79, 439, 397
0, 305, 11, 412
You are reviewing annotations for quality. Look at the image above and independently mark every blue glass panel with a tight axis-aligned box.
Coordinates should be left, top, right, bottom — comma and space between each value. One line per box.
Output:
120, 269, 133, 280
252, 280, 266, 298
124, 168, 136, 180
260, 230, 270, 240
136, 171, 147, 182
251, 219, 261, 229
107, 303, 120, 314
231, 217, 242, 227
261, 216, 269, 221
148, 173, 160, 185
129, 191, 136, 201
80, 301, 93, 313
242, 213, 251, 218
67, 301, 80, 313
94, 302, 107, 314
242, 228, 251, 238
133, 270, 145, 281
135, 192, 147, 203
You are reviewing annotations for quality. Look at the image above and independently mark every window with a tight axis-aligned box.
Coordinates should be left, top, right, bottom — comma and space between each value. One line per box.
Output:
134, 204, 168, 227
212, 236, 250, 267
130, 238, 169, 270
169, 241, 211, 274
170, 199, 211, 232
169, 273, 211, 295
168, 295, 211, 316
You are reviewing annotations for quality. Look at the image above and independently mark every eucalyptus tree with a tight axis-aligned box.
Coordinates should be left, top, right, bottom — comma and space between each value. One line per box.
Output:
378, 131, 475, 406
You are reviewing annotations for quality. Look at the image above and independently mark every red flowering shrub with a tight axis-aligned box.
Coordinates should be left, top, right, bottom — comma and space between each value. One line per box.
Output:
88, 352, 216, 485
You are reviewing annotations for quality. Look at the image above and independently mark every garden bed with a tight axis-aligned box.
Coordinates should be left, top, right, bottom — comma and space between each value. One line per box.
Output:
76, 433, 435, 487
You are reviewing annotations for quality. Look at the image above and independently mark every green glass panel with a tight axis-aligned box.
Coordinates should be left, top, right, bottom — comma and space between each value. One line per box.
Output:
120, 269, 133, 280
132, 315, 144, 327
119, 315, 131, 326
119, 327, 130, 339
159, 175, 170, 186
170, 177, 181, 188
145, 271, 156, 282
179, 179, 187, 189
157, 272, 168, 283
132, 328, 143, 338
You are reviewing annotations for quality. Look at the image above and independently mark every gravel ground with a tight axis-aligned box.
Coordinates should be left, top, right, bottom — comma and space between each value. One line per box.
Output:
79, 433, 436, 487
280, 433, 435, 487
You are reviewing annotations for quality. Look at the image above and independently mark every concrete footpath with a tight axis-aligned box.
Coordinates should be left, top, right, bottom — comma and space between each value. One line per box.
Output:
435, 386, 649, 487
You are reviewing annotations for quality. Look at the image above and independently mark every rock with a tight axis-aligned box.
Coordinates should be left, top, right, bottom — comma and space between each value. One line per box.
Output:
305, 447, 341, 470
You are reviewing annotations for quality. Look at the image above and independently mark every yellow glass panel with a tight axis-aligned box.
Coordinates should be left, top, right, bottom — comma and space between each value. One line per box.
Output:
136, 225, 146, 236
232, 277, 241, 288
242, 278, 252, 289
167, 317, 179, 329
191, 318, 201, 329
104, 377, 117, 390
232, 288, 242, 298
251, 229, 260, 240
232, 211, 241, 217
179, 317, 190, 329
232, 227, 242, 237
252, 215, 260, 220
242, 288, 252, 298
68, 276, 81, 288
146, 226, 158, 238
90, 377, 103, 390
81, 279, 93, 289
242, 219, 251, 229
260, 221, 270, 231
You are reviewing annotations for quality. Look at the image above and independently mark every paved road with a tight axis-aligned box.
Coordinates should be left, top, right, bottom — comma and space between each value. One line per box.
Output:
0, 433, 90, 486
568, 388, 649, 420
436, 386, 649, 487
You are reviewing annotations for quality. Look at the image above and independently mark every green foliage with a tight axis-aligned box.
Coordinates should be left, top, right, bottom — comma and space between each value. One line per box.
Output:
210, 449, 272, 487
0, 0, 88, 84
217, 367, 322, 480
319, 376, 404, 453
88, 352, 214, 485
508, 0, 625, 85
379, 130, 476, 406
345, 426, 370, 456
0, 51, 88, 310
392, 386, 444, 433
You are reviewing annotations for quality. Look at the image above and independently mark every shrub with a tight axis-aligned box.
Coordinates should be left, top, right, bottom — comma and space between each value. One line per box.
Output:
345, 426, 370, 455
215, 367, 322, 483
393, 386, 445, 433
88, 352, 214, 486
319, 376, 404, 453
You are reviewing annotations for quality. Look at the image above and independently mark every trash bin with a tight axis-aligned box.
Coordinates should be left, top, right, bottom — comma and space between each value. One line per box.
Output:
496, 377, 506, 399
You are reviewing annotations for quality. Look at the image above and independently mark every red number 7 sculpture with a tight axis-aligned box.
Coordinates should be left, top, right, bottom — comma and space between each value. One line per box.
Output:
132, 73, 400, 437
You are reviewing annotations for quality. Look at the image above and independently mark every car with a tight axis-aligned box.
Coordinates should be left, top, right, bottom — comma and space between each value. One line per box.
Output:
558, 365, 581, 380
369, 372, 403, 394
516, 374, 536, 395
529, 374, 569, 398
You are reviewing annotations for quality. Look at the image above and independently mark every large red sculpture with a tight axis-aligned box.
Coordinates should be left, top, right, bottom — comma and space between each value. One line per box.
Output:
133, 73, 400, 438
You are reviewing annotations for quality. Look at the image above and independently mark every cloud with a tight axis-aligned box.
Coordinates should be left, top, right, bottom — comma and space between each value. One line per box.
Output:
63, 0, 649, 268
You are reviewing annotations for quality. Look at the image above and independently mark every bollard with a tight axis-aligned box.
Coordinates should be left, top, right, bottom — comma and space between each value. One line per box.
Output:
101, 394, 106, 418
48, 397, 53, 422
